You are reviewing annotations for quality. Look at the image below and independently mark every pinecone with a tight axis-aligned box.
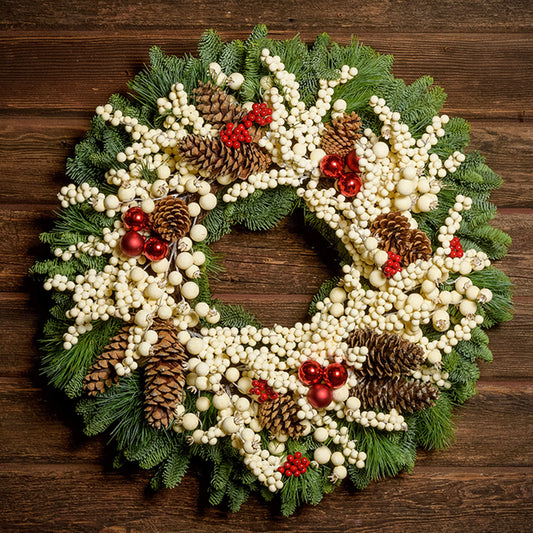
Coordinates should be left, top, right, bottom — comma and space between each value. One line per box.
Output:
149, 196, 191, 242
84, 326, 130, 396
321, 112, 363, 157
179, 134, 271, 181
402, 228, 433, 264
193, 82, 244, 130
347, 328, 425, 377
352, 376, 439, 413
144, 320, 188, 429
258, 393, 305, 439
370, 212, 432, 265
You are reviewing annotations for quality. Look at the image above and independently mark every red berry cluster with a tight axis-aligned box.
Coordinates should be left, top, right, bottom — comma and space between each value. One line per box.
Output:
244, 102, 273, 127
449, 237, 464, 258
219, 102, 273, 149
382, 251, 403, 278
278, 452, 310, 477
250, 379, 278, 403
220, 122, 251, 149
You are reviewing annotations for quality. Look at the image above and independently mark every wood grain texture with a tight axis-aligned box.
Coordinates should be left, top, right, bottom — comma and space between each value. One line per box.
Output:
1, 1, 532, 531
1, 33, 532, 119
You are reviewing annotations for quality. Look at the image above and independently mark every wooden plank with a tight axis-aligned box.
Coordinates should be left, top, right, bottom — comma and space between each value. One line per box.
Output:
1, 0, 532, 32
1, 116, 530, 207
1, 376, 530, 467
1, 34, 532, 118
0, 464, 531, 532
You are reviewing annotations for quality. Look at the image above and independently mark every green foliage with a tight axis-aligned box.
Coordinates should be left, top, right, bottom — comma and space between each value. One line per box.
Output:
308, 276, 341, 316
41, 317, 123, 398
414, 394, 455, 449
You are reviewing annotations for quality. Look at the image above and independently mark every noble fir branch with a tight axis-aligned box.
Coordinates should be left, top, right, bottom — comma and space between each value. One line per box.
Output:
41, 317, 123, 397
309, 276, 341, 316
414, 393, 455, 449
198, 29, 225, 66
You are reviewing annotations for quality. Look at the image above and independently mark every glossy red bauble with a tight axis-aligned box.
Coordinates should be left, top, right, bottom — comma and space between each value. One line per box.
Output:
123, 207, 149, 231
307, 383, 333, 409
323, 363, 348, 389
298, 360, 323, 386
144, 236, 169, 262
320, 154, 345, 178
121, 230, 145, 257
338, 172, 362, 197
345, 150, 360, 172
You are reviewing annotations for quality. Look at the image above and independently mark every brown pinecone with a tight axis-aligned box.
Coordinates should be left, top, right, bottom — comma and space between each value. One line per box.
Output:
179, 134, 271, 181
193, 82, 244, 130
149, 196, 191, 242
321, 112, 363, 157
347, 328, 425, 377
84, 326, 130, 396
258, 393, 305, 439
352, 376, 439, 413
370, 212, 432, 265
402, 228, 433, 264
144, 320, 188, 429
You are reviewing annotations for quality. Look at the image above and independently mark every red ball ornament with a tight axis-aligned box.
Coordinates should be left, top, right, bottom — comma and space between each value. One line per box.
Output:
307, 383, 333, 409
123, 207, 149, 231
144, 236, 168, 262
338, 172, 362, 197
323, 363, 348, 389
121, 230, 145, 257
345, 150, 360, 172
298, 360, 323, 386
320, 154, 345, 178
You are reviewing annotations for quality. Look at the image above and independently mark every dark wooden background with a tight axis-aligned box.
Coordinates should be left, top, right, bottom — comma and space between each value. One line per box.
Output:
1, 1, 532, 531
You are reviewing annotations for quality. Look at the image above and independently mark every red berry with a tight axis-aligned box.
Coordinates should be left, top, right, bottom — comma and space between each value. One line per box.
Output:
266, 108, 272, 115
234, 141, 241, 149
244, 120, 252, 128
270, 392, 279, 400
260, 102, 267, 110
284, 462, 291, 470
287, 455, 294, 462
265, 116, 273, 124
295, 452, 302, 459
392, 261, 400, 270
300, 466, 307, 474
290, 465, 298, 473
252, 380, 259, 386
227, 123, 233, 130
294, 470, 301, 477
285, 470, 292, 477
383, 266, 392, 275
253, 103, 260, 113
278, 466, 284, 473
259, 392, 268, 402
301, 457, 309, 466
258, 380, 266, 390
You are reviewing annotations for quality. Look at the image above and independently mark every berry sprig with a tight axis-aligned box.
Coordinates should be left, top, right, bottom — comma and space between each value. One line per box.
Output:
219, 102, 273, 149
278, 452, 310, 477
250, 379, 278, 403
382, 251, 403, 278
449, 237, 464, 258
220, 122, 252, 149
244, 102, 273, 127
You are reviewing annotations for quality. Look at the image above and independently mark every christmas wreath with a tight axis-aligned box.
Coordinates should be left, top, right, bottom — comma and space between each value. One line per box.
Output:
31, 27, 513, 515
